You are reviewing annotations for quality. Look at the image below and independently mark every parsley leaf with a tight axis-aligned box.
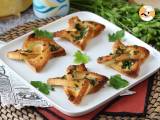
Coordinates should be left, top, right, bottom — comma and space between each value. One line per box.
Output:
73, 50, 90, 64
75, 27, 88, 40
109, 74, 129, 89
31, 81, 54, 95
122, 60, 133, 69
33, 28, 53, 39
108, 30, 125, 42
31, 81, 42, 88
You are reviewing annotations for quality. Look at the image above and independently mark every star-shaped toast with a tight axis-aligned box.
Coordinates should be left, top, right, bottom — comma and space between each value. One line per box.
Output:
97, 41, 150, 77
7, 33, 66, 72
54, 16, 105, 50
47, 64, 108, 104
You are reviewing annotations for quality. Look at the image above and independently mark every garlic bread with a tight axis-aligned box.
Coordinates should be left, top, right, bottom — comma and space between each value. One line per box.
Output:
97, 41, 149, 77
7, 31, 66, 72
47, 64, 108, 104
54, 16, 105, 50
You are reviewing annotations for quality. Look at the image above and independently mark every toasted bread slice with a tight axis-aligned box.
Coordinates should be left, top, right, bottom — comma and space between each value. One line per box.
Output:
66, 64, 88, 73
23, 34, 66, 58
7, 33, 66, 72
112, 40, 149, 62
64, 77, 90, 104
54, 16, 105, 50
54, 28, 93, 50
47, 64, 108, 104
125, 46, 149, 63
47, 64, 87, 87
25, 49, 51, 72
97, 41, 149, 77
48, 78, 74, 87
65, 65, 107, 104
7, 49, 38, 60
109, 60, 140, 77
68, 16, 105, 37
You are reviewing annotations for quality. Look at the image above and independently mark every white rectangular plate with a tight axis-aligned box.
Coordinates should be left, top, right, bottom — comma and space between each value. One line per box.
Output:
0, 11, 160, 117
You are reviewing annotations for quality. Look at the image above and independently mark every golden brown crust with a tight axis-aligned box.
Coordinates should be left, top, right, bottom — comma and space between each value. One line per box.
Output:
66, 64, 88, 74
126, 46, 149, 63
7, 33, 66, 72
23, 34, 66, 58
68, 16, 105, 38
83, 21, 105, 38
54, 27, 93, 50
64, 71, 90, 104
47, 64, 108, 104
7, 49, 38, 60
109, 61, 140, 77
85, 72, 107, 94
54, 16, 105, 50
97, 41, 150, 77
25, 49, 51, 72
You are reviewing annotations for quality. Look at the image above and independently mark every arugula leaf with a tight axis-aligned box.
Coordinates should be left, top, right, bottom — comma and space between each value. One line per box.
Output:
31, 81, 54, 95
73, 50, 90, 64
109, 74, 129, 89
108, 30, 125, 42
33, 28, 53, 39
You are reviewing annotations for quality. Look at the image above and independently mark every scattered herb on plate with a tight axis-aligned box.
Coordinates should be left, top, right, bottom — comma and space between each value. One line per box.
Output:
33, 28, 53, 39
109, 74, 129, 89
108, 30, 125, 42
73, 50, 90, 64
31, 81, 54, 95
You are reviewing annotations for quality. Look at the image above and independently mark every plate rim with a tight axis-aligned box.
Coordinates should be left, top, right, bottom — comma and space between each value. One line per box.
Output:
0, 11, 160, 116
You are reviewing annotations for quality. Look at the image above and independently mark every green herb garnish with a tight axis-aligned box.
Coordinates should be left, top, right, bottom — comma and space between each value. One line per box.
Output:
133, 50, 139, 55
88, 78, 96, 86
109, 74, 129, 89
108, 30, 125, 42
75, 27, 88, 40
33, 28, 53, 39
75, 23, 82, 31
122, 60, 133, 69
49, 44, 59, 51
115, 47, 125, 55
109, 53, 113, 55
62, 75, 66, 79
31, 81, 54, 95
73, 50, 90, 64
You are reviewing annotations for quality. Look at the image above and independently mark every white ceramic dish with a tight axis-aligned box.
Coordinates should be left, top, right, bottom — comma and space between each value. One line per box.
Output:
0, 11, 160, 117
